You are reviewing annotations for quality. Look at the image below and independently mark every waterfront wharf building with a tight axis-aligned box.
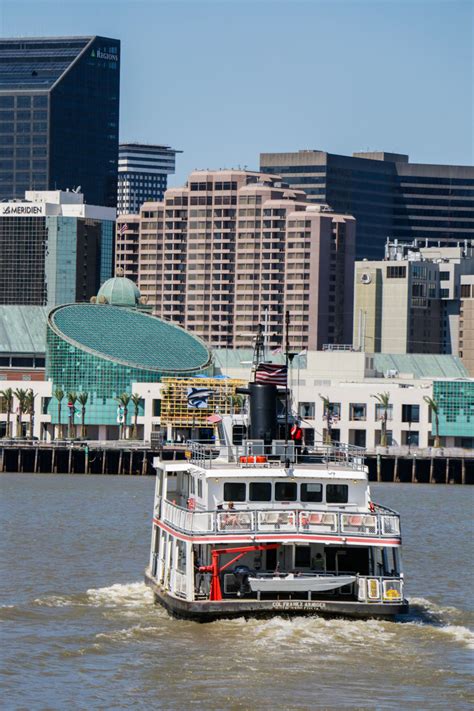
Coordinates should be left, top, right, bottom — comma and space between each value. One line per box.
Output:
117, 143, 180, 215
353, 239, 474, 356
215, 349, 473, 451
134, 169, 356, 350
0, 190, 115, 306
260, 150, 474, 260
0, 36, 120, 207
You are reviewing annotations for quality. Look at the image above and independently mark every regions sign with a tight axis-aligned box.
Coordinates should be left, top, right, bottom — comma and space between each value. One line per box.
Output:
0, 204, 45, 216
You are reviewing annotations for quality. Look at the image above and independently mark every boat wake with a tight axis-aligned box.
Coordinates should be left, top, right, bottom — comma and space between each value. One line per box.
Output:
402, 596, 474, 649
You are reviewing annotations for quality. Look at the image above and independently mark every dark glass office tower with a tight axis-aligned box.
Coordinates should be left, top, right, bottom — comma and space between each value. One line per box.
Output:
0, 36, 120, 207
260, 150, 474, 259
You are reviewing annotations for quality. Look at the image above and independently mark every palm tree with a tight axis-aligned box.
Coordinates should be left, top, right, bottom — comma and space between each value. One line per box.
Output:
372, 392, 391, 447
424, 395, 440, 448
116, 393, 131, 439
0, 387, 14, 438
77, 392, 89, 439
54, 388, 64, 440
130, 393, 141, 439
67, 391, 77, 439
14, 388, 29, 438
25, 389, 36, 439
319, 394, 332, 444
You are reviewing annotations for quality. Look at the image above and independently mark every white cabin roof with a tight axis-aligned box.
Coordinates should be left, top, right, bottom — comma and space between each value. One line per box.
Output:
158, 461, 367, 481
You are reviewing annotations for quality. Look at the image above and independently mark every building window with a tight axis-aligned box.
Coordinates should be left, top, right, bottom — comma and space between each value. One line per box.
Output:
460, 284, 471, 298
298, 402, 315, 418
439, 271, 450, 281
402, 404, 420, 423
349, 403, 366, 421
375, 403, 393, 421
386, 266, 406, 278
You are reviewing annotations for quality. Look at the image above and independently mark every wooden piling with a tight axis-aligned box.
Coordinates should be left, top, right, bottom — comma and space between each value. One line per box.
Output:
102, 450, 106, 475
68, 448, 72, 474
445, 457, 450, 484
411, 457, 416, 483
0, 448, 4, 473
84, 447, 89, 474
34, 447, 39, 473
462, 458, 466, 485
394, 457, 399, 482
129, 451, 133, 476
18, 449, 21, 473
429, 457, 434, 484
376, 454, 381, 482
52, 447, 56, 473
118, 450, 123, 475
142, 450, 147, 476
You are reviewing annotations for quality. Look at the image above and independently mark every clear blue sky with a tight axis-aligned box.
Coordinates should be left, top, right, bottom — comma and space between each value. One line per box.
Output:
1, 0, 472, 184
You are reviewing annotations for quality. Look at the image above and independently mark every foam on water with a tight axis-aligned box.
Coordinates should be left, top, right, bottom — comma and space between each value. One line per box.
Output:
86, 581, 154, 608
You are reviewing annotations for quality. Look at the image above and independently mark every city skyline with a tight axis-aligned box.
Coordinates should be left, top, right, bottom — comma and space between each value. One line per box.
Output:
0, 0, 471, 186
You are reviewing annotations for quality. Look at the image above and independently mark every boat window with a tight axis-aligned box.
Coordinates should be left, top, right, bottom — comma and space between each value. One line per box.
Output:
223, 482, 246, 502
249, 482, 272, 501
190, 477, 195, 495
301, 483, 323, 502
197, 479, 202, 498
275, 481, 297, 501
326, 484, 348, 503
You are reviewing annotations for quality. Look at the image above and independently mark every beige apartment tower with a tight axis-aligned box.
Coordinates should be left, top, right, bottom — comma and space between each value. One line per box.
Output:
132, 170, 356, 349
459, 275, 474, 375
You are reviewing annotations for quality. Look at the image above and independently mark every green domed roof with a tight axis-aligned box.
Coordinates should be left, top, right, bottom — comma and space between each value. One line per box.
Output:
97, 275, 141, 307
48, 304, 212, 373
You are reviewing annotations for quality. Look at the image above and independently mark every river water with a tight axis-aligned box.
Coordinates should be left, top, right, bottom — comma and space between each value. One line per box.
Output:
0, 474, 473, 710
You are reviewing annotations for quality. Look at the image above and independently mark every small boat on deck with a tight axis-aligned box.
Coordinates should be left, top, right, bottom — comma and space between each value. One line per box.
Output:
248, 574, 357, 594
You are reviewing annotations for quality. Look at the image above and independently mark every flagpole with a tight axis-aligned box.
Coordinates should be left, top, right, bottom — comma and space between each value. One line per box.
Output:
284, 309, 290, 467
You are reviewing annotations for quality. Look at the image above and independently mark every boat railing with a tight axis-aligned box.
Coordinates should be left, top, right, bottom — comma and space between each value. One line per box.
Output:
159, 500, 401, 538
184, 440, 366, 471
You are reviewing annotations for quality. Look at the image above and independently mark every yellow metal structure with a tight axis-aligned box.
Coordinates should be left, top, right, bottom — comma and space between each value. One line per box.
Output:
160, 377, 246, 426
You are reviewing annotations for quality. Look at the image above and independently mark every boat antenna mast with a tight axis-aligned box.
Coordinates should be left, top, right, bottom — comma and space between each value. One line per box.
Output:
251, 322, 265, 382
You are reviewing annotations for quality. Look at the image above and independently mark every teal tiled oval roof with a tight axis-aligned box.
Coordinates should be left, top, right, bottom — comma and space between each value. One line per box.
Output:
48, 304, 211, 373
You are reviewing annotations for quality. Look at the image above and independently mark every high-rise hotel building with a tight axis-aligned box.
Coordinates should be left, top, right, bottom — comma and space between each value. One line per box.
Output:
260, 150, 474, 260
0, 190, 115, 306
133, 170, 356, 350
0, 36, 120, 207
117, 143, 180, 215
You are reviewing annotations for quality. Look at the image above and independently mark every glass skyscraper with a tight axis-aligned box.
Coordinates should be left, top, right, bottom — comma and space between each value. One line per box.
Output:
0, 36, 120, 207
260, 150, 474, 260
0, 190, 115, 306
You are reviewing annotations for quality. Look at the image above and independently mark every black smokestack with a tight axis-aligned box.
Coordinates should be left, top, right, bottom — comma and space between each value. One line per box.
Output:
236, 382, 278, 445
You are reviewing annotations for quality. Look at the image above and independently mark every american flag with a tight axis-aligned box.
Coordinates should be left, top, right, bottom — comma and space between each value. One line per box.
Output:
255, 363, 288, 387
118, 223, 128, 234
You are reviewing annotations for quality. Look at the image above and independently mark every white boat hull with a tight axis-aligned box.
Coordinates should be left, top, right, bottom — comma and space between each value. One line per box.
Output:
248, 574, 356, 593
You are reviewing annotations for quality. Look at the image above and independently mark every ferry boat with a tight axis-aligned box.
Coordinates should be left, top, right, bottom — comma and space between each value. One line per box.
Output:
145, 381, 409, 621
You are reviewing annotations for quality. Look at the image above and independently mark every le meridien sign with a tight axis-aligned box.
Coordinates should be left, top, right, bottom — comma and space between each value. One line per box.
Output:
0, 204, 46, 216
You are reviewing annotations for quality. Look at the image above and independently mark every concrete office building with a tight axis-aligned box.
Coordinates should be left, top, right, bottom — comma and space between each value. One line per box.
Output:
0, 190, 115, 306
459, 275, 474, 375
136, 170, 356, 350
115, 214, 140, 282
0, 36, 120, 206
260, 150, 474, 259
353, 239, 474, 355
117, 143, 180, 215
